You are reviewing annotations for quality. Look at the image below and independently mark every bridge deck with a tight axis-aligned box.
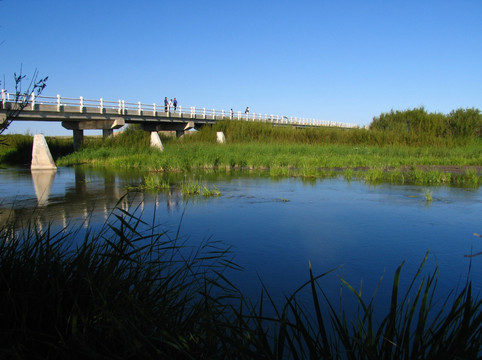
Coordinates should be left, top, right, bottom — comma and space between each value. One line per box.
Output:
1, 91, 357, 129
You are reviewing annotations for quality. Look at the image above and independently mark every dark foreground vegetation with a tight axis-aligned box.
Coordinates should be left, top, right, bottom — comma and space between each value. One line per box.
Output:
0, 207, 480, 359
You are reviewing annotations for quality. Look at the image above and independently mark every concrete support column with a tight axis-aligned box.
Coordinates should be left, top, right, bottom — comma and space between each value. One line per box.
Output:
103, 129, 114, 138
150, 132, 164, 151
73, 129, 84, 151
31, 134, 57, 170
216, 132, 226, 143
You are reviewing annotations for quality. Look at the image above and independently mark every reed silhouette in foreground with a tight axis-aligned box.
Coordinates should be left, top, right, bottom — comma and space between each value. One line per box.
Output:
0, 206, 480, 359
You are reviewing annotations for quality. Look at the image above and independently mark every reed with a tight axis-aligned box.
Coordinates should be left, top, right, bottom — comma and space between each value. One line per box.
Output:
202, 185, 221, 197
0, 207, 480, 359
181, 181, 201, 195
0, 134, 73, 165
138, 174, 171, 190
424, 189, 433, 202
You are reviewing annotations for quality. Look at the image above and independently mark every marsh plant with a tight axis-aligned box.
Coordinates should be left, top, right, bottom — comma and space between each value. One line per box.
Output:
202, 185, 221, 197
181, 181, 221, 197
0, 206, 480, 359
139, 174, 171, 191
424, 188, 433, 202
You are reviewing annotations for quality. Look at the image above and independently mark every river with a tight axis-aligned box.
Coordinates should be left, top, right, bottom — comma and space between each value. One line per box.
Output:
1, 166, 481, 307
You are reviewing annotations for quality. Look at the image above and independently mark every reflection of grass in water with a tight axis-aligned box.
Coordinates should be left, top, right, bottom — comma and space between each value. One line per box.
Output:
0, 206, 480, 359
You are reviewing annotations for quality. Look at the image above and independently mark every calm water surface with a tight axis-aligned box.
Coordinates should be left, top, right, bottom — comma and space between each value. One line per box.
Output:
1, 166, 481, 305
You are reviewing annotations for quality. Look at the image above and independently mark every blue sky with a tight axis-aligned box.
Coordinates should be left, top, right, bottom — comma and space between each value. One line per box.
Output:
1, 0, 481, 135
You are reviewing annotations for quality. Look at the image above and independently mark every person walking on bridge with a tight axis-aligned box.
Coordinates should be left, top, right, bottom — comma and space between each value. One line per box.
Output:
164, 97, 168, 112
173, 98, 178, 111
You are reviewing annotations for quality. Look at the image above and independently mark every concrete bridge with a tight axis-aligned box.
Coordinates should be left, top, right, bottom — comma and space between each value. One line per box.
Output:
1, 90, 358, 150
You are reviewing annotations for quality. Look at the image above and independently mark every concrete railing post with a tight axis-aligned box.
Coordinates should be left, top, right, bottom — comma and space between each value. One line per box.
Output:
237, 111, 241, 120
138, 101, 141, 115
179, 105, 182, 116
212, 109, 215, 119
80, 96, 84, 112
1, 89, 5, 107
118, 100, 122, 114
57, 94, 61, 111
202, 108, 206, 119
31, 92, 35, 110
153, 103, 156, 116
100, 98, 104, 113
122, 100, 125, 114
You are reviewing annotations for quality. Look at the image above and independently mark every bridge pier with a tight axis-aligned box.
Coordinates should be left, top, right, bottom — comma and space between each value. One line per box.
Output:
31, 134, 57, 170
150, 132, 164, 151
141, 121, 196, 139
73, 130, 84, 151
103, 129, 114, 138
62, 118, 125, 150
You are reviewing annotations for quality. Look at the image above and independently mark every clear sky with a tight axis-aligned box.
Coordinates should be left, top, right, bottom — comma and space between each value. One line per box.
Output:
1, 0, 481, 135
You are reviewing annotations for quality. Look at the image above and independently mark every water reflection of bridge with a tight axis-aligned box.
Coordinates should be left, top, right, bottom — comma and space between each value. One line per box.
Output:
0, 167, 185, 230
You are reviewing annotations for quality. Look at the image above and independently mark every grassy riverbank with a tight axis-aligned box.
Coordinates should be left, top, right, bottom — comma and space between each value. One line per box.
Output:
1, 107, 481, 185
1, 208, 480, 359
46, 119, 480, 185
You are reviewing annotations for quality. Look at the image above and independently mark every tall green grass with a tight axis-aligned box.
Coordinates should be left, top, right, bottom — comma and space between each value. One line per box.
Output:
0, 134, 73, 165
57, 141, 481, 186
2, 115, 481, 186
0, 206, 480, 358
370, 107, 481, 140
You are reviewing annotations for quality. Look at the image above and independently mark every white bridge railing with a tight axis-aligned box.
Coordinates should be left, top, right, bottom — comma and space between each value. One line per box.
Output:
1, 90, 358, 129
